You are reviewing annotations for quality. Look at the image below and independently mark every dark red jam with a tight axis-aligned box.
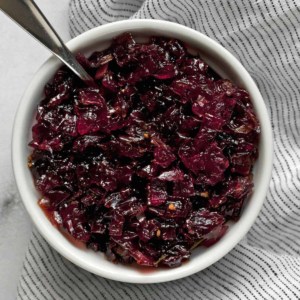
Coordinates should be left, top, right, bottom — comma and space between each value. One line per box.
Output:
28, 33, 260, 267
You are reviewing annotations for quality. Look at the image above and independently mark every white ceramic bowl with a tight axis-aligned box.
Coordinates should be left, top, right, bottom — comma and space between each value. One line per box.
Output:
12, 19, 273, 283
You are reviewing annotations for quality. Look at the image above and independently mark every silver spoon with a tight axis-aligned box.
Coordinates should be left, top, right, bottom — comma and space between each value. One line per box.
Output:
0, 0, 95, 86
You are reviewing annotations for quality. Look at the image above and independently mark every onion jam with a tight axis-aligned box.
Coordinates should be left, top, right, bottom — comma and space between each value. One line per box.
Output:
28, 33, 259, 267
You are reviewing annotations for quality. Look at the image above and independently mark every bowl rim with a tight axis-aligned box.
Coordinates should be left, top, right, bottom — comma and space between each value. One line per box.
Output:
12, 19, 273, 283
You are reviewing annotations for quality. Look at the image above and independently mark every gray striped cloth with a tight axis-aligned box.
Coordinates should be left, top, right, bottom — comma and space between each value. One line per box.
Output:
17, 0, 300, 299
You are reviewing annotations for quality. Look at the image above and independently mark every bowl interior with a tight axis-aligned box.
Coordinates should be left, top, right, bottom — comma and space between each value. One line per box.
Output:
12, 20, 272, 283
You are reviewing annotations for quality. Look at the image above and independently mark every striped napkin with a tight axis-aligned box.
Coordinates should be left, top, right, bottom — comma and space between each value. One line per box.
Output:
17, 0, 300, 299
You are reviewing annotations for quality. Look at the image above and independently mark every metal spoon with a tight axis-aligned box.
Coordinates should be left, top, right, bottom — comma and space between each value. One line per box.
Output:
0, 0, 95, 85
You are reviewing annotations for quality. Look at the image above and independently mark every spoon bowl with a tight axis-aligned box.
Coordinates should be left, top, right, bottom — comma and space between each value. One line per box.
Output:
12, 19, 273, 283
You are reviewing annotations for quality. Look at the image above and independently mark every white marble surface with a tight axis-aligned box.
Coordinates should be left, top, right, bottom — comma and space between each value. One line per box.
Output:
0, 2, 70, 299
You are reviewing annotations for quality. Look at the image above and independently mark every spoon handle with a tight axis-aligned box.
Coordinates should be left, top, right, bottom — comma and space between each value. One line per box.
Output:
0, 0, 94, 84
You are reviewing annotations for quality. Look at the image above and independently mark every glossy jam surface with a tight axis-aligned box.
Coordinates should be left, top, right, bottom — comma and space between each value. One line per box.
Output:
29, 33, 260, 267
